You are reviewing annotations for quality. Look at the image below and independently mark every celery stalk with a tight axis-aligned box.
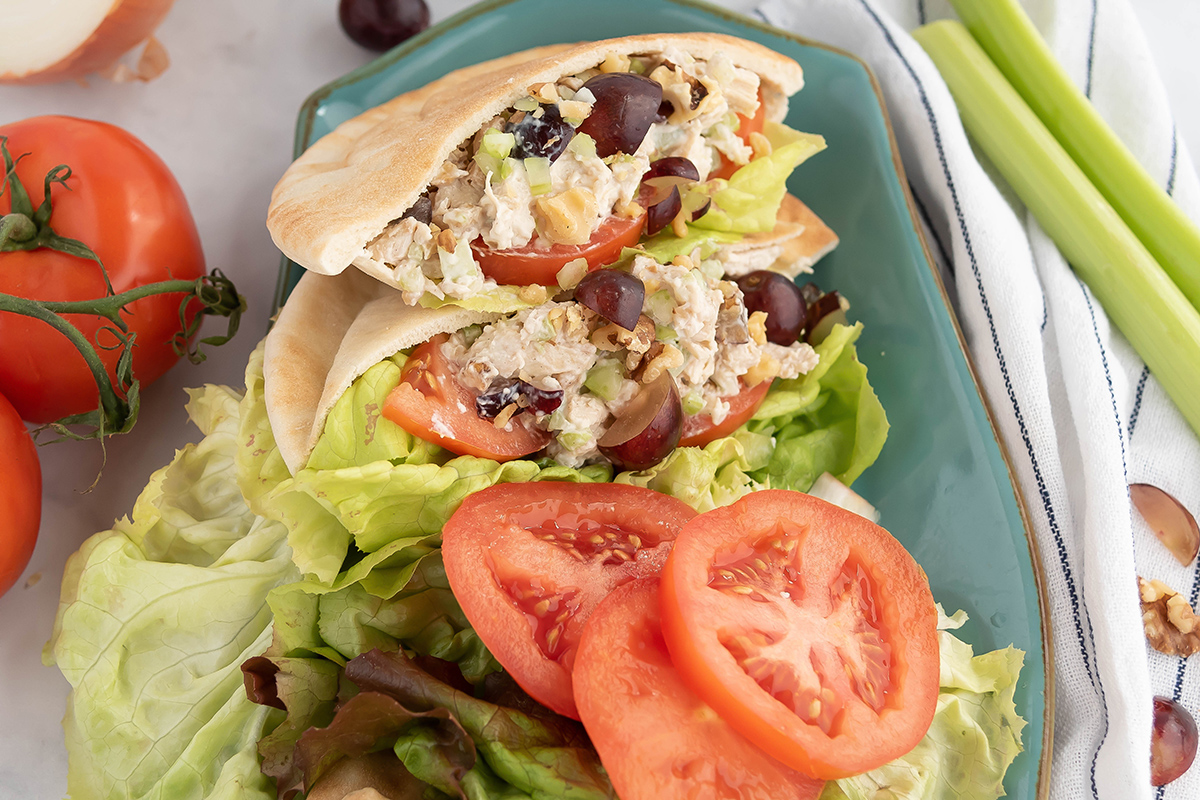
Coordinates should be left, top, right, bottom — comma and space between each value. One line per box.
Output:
946, 0, 1200, 311
913, 21, 1200, 437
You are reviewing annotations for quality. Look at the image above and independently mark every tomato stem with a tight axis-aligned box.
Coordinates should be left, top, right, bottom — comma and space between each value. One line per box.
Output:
0, 136, 247, 448
0, 212, 36, 246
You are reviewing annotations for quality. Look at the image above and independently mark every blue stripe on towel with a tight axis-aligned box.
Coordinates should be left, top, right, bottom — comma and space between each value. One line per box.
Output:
1129, 366, 1150, 438
849, 3, 1109, 796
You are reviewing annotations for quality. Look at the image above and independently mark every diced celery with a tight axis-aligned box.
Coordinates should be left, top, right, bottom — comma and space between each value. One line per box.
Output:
557, 432, 593, 451
480, 130, 515, 159
655, 324, 678, 342
683, 391, 705, 416
947, 0, 1200, 312
568, 133, 597, 160
460, 324, 483, 347
914, 21, 1200, 438
525, 157, 552, 196
513, 96, 539, 112
584, 359, 625, 402
646, 289, 675, 323
472, 150, 503, 179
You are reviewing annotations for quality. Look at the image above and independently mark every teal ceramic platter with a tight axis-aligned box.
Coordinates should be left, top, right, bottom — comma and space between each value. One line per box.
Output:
274, 1, 1052, 796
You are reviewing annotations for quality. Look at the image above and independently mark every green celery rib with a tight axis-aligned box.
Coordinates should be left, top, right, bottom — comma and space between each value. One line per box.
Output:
912, 21, 1200, 438
947, 0, 1200, 311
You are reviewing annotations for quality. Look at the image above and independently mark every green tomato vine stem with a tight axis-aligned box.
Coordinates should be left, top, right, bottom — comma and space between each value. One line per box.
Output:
0, 134, 246, 446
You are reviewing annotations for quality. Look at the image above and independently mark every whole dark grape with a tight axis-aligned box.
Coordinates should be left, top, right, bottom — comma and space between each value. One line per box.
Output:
507, 104, 575, 162
576, 73, 663, 158
338, 0, 430, 52
735, 271, 807, 346
574, 269, 646, 332
1152, 696, 1198, 786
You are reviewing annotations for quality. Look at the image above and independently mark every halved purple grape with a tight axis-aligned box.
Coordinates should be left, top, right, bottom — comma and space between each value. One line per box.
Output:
576, 73, 663, 158
805, 290, 849, 345
799, 282, 823, 306
645, 186, 682, 237
642, 157, 701, 188
736, 271, 807, 346
599, 372, 682, 470
689, 197, 711, 221
574, 269, 646, 331
476, 380, 563, 419
507, 104, 575, 163
401, 195, 433, 225
338, 0, 429, 52
1152, 696, 1198, 786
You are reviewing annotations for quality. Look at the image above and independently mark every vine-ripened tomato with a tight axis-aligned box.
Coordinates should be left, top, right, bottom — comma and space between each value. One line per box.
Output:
0, 116, 206, 423
661, 490, 940, 779
382, 334, 550, 460
0, 390, 41, 596
472, 210, 646, 286
574, 579, 826, 800
440, 482, 697, 718
679, 379, 772, 448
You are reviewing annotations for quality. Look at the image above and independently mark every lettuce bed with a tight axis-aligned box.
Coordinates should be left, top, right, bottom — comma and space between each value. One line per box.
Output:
45, 339, 1021, 800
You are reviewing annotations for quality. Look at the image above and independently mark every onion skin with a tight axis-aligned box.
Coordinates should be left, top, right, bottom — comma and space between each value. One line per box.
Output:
0, 0, 176, 86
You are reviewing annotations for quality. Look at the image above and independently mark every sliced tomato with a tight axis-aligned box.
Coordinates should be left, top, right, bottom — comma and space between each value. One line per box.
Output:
711, 91, 768, 181
440, 482, 697, 718
574, 578, 826, 800
382, 334, 549, 461
472, 212, 646, 285
679, 379, 772, 448
660, 490, 940, 779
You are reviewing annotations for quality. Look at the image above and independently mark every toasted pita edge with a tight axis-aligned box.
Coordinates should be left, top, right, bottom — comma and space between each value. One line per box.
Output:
264, 268, 499, 475
267, 33, 803, 280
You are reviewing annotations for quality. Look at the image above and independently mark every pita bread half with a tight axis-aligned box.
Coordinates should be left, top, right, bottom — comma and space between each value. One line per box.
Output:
264, 268, 500, 475
268, 33, 804, 282
717, 194, 839, 277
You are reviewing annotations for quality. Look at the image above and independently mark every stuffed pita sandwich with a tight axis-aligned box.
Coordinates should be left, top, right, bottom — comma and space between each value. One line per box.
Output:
265, 33, 859, 479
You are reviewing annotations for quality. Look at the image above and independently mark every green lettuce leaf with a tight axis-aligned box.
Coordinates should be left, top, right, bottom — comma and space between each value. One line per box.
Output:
750, 322, 889, 490
694, 122, 827, 233
637, 225, 743, 264
615, 429, 772, 511
420, 285, 542, 314
44, 381, 300, 800
823, 609, 1026, 800
306, 355, 444, 471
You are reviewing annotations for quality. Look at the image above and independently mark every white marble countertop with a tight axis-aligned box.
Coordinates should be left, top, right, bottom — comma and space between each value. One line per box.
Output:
0, 0, 1195, 796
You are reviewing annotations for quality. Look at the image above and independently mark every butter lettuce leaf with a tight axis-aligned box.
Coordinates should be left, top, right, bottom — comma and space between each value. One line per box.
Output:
45, 380, 299, 800
750, 322, 889, 490
822, 610, 1026, 800
694, 122, 827, 233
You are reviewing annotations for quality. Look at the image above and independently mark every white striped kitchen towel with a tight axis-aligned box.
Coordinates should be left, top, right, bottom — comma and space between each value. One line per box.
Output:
754, 0, 1200, 797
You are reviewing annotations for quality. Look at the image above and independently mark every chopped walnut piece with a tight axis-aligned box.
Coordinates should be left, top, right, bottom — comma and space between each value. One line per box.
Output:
592, 315, 655, 356
493, 403, 519, 429
518, 284, 549, 304
743, 353, 781, 388
632, 341, 684, 383
531, 82, 559, 103
749, 130, 773, 159
1140, 577, 1200, 657
600, 53, 632, 74
436, 229, 457, 252
748, 311, 768, 346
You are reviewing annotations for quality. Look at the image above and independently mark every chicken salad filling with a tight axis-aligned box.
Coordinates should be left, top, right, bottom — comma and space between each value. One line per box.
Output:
437, 249, 821, 468
354, 48, 777, 305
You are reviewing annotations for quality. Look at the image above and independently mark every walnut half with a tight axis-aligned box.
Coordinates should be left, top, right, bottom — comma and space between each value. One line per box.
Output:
1139, 577, 1200, 657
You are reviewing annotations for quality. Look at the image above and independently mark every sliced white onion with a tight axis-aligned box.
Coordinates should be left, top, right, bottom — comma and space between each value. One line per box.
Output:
807, 472, 881, 523
0, 0, 175, 85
